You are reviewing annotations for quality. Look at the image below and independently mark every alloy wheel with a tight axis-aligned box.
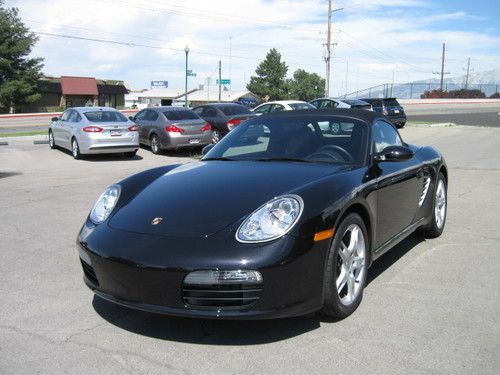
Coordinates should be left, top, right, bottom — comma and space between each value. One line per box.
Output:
151, 136, 159, 153
49, 132, 54, 148
336, 224, 366, 306
212, 130, 220, 144
435, 179, 446, 229
72, 140, 78, 158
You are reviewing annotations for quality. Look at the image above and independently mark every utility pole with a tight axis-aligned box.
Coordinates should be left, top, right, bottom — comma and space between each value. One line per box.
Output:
218, 60, 222, 102
324, 1, 343, 97
206, 77, 211, 102
184, 45, 190, 107
229, 36, 232, 91
433, 43, 450, 91
344, 60, 348, 97
464, 57, 471, 89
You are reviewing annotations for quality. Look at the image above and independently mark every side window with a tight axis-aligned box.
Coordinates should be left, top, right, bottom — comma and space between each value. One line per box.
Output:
310, 100, 320, 108
193, 107, 203, 115
147, 110, 159, 121
269, 104, 284, 112
373, 120, 403, 153
68, 110, 79, 122
253, 104, 270, 114
135, 110, 147, 121
323, 100, 338, 109
201, 107, 217, 117
60, 110, 71, 121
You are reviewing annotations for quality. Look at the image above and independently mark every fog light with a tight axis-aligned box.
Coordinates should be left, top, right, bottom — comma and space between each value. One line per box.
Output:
184, 270, 262, 285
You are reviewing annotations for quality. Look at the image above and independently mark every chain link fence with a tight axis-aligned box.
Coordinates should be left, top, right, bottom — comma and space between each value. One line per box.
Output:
346, 83, 500, 99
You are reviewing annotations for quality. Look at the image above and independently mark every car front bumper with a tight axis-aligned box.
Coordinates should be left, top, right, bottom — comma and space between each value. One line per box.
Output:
77, 222, 329, 319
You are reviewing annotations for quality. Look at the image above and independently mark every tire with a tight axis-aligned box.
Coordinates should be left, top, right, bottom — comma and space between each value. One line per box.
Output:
419, 172, 447, 238
150, 134, 161, 154
71, 138, 82, 160
48, 130, 56, 149
320, 213, 369, 319
124, 150, 137, 158
212, 129, 221, 144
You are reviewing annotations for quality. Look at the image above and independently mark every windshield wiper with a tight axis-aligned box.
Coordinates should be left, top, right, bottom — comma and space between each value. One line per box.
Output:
255, 157, 312, 163
202, 157, 236, 161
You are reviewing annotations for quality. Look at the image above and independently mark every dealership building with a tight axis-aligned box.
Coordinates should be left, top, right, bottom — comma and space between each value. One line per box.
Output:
21, 76, 129, 112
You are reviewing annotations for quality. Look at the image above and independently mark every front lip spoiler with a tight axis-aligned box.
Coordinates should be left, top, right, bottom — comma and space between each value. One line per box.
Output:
87, 281, 319, 320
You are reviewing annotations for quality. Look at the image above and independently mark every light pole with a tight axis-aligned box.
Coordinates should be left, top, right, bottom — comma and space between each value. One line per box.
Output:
184, 45, 190, 108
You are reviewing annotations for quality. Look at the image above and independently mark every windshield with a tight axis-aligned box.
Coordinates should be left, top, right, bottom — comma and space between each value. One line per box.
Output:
220, 105, 252, 116
84, 111, 127, 122
203, 115, 368, 165
163, 110, 199, 121
288, 102, 316, 110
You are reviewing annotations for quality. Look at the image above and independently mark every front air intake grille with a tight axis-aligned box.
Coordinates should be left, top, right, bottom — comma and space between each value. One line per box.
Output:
182, 283, 263, 309
80, 259, 99, 286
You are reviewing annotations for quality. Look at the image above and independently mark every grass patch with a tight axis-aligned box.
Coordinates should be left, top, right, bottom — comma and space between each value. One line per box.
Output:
0, 130, 47, 138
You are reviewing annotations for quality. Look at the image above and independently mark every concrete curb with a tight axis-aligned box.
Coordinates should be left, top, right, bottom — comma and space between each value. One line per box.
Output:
407, 122, 456, 128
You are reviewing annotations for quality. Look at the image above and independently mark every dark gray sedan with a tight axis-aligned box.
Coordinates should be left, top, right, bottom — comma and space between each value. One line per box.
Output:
131, 107, 212, 154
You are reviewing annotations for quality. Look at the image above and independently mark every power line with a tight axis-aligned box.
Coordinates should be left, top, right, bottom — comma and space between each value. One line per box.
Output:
33, 31, 326, 68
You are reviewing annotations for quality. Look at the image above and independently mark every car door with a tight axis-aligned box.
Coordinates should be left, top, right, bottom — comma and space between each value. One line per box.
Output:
134, 110, 149, 143
53, 110, 70, 146
200, 107, 221, 131
60, 109, 75, 149
373, 120, 422, 247
147, 109, 160, 138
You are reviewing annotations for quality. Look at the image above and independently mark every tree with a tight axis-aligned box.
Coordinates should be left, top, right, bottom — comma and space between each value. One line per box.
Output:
0, 0, 44, 113
247, 48, 288, 101
287, 69, 325, 101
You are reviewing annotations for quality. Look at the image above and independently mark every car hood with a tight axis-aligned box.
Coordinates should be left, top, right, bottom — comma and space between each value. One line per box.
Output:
109, 161, 345, 238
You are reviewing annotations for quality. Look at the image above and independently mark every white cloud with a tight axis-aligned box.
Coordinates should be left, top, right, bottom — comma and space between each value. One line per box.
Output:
5, 0, 499, 96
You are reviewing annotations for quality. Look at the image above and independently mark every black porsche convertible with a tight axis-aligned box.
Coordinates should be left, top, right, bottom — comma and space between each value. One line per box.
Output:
77, 109, 447, 319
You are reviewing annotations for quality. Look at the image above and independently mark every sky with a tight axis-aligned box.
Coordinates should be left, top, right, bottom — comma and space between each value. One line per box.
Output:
6, 0, 500, 96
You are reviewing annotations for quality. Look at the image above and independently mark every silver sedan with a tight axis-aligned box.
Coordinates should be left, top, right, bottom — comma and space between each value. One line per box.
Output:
48, 107, 139, 159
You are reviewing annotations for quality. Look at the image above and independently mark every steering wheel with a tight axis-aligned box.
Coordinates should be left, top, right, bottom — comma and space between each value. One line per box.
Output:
308, 145, 354, 163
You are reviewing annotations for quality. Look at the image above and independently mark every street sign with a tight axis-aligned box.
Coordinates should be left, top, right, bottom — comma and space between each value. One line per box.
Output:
187, 70, 192, 74
151, 80, 168, 88
187, 72, 197, 77
216, 79, 231, 85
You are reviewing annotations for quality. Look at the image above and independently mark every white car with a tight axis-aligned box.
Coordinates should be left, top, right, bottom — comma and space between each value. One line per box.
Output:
252, 100, 315, 114
309, 98, 372, 110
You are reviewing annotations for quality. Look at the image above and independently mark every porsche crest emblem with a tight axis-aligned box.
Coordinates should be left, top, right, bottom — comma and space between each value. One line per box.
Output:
151, 217, 163, 225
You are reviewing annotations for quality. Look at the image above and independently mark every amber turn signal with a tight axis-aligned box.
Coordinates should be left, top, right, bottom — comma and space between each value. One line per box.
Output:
313, 228, 335, 242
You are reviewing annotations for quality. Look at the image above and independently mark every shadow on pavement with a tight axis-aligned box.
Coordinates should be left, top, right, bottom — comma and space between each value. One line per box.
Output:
93, 295, 320, 345
92, 234, 424, 344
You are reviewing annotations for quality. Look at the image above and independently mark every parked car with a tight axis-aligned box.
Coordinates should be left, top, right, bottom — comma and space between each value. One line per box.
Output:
310, 98, 372, 110
131, 107, 211, 154
48, 107, 139, 159
252, 100, 315, 114
192, 103, 257, 143
77, 108, 447, 319
359, 98, 407, 128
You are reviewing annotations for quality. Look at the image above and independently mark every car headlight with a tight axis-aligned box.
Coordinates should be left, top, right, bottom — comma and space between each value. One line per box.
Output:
236, 195, 304, 243
89, 184, 121, 224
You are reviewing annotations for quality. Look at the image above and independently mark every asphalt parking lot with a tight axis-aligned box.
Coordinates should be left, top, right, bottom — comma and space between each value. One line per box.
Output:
1, 125, 499, 374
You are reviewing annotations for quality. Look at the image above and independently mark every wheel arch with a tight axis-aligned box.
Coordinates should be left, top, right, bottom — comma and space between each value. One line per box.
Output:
333, 201, 374, 265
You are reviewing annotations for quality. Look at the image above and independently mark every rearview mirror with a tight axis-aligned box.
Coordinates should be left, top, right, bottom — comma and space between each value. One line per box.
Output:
201, 144, 214, 155
374, 145, 414, 162
51, 116, 59, 122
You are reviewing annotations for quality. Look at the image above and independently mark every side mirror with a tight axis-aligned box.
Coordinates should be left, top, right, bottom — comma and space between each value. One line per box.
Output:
374, 145, 414, 162
201, 144, 214, 155
51, 116, 59, 122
